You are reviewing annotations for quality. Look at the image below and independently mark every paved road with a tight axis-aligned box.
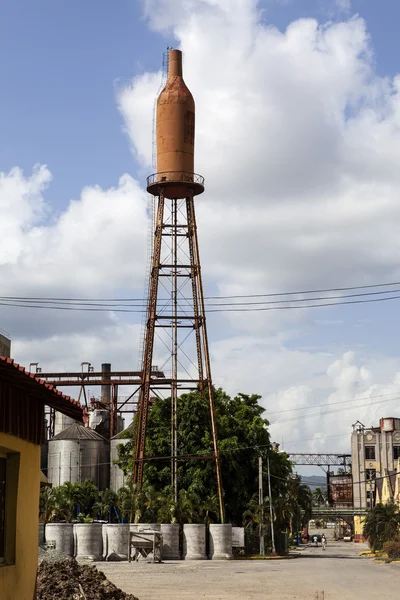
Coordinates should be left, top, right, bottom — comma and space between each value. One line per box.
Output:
94, 541, 400, 600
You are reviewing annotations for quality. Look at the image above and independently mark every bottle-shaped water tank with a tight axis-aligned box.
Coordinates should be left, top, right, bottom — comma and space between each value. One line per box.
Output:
157, 49, 194, 177
148, 49, 204, 199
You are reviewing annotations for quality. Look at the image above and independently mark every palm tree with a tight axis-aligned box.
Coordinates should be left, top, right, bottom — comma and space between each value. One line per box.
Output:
116, 482, 158, 523
363, 503, 400, 551
92, 488, 118, 521
313, 487, 326, 506
40, 486, 74, 522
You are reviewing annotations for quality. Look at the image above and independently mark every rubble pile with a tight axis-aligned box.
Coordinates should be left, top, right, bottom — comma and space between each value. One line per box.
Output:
37, 558, 138, 600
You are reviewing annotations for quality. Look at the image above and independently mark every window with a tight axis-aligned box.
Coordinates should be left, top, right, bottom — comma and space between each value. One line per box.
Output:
366, 468, 376, 480
393, 446, 400, 460
0, 458, 5, 563
365, 446, 376, 460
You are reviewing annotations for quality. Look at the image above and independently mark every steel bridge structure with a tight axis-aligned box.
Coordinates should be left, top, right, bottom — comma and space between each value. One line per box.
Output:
288, 453, 352, 468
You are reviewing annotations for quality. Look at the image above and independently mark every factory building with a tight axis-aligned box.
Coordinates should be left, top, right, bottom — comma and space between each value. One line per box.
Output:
0, 357, 83, 600
351, 417, 400, 509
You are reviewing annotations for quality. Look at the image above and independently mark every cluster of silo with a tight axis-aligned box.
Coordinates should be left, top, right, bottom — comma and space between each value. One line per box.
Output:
110, 424, 134, 492
45, 360, 126, 490
47, 422, 110, 489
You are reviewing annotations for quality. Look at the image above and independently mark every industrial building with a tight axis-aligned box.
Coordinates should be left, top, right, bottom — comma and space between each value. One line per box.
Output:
351, 417, 400, 509
0, 357, 83, 600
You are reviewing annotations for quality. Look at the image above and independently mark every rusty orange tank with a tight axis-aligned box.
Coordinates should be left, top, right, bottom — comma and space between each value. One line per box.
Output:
147, 49, 204, 199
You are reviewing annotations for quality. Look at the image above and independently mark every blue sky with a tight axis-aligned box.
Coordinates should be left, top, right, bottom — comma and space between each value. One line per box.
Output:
0, 0, 398, 213
2, 0, 400, 455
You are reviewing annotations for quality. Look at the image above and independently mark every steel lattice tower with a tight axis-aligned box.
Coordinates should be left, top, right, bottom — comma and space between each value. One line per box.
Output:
133, 49, 224, 522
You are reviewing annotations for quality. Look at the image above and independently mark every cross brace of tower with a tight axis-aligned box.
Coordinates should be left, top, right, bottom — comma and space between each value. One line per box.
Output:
133, 187, 225, 522
132, 48, 224, 522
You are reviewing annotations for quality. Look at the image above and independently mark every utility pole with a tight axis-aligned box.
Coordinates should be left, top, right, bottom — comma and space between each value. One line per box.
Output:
258, 455, 264, 555
267, 455, 277, 556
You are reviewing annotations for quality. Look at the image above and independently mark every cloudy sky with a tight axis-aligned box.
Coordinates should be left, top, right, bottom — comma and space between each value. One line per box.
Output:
2, 0, 400, 467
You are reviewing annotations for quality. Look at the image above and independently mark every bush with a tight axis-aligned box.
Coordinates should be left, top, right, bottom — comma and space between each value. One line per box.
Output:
384, 540, 400, 559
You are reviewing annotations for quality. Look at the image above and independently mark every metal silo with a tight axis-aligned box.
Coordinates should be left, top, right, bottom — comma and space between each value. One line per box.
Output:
53, 411, 76, 436
47, 422, 110, 490
110, 425, 133, 492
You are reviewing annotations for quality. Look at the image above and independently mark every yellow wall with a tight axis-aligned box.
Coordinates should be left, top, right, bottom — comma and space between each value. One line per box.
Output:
354, 515, 366, 542
0, 433, 40, 600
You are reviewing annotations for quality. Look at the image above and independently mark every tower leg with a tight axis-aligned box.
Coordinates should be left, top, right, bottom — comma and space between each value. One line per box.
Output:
171, 197, 178, 503
133, 192, 165, 487
133, 188, 225, 523
187, 195, 225, 523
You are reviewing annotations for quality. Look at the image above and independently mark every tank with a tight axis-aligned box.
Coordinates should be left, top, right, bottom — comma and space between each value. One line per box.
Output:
106, 524, 130, 560
53, 412, 75, 437
74, 523, 103, 561
148, 49, 203, 200
183, 524, 206, 560
209, 524, 232, 559
45, 523, 74, 556
47, 422, 110, 489
380, 417, 400, 432
110, 426, 133, 492
161, 523, 181, 560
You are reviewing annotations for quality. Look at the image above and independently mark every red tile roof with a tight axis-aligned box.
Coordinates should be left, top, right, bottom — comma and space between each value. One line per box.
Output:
0, 356, 83, 421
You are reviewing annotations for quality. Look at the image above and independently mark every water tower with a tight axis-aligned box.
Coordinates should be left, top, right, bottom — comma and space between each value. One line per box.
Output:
134, 49, 224, 521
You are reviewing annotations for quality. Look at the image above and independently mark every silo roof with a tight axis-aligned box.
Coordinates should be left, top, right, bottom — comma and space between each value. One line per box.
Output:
51, 422, 107, 441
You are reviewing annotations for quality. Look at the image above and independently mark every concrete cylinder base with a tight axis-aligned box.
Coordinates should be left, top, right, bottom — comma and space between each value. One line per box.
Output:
106, 524, 130, 560
161, 523, 181, 560
209, 524, 232, 559
45, 523, 74, 556
74, 523, 103, 561
183, 524, 206, 560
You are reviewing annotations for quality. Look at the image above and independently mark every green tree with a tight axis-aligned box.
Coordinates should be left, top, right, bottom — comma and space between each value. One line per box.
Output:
39, 486, 74, 523
312, 487, 327, 506
93, 488, 118, 521
363, 503, 400, 551
116, 388, 296, 526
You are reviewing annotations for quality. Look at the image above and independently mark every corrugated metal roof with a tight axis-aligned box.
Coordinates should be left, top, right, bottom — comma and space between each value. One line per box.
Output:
51, 422, 107, 441
0, 356, 83, 422
111, 424, 134, 440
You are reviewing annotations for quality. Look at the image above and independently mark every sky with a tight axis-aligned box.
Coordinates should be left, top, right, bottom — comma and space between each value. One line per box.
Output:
2, 0, 400, 472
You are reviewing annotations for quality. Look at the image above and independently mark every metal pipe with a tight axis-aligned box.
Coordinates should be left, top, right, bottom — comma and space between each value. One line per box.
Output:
267, 456, 276, 556
101, 363, 112, 405
259, 455, 264, 555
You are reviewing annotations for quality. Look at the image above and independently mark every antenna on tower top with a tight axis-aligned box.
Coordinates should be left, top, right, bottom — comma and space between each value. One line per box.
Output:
152, 48, 172, 169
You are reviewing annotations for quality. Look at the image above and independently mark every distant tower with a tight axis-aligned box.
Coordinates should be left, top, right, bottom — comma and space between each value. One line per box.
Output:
134, 49, 224, 521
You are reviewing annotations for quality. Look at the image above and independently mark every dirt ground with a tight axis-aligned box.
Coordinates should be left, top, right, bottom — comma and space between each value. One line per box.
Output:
89, 541, 400, 600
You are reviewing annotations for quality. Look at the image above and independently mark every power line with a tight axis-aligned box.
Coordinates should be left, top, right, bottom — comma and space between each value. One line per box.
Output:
3, 286, 400, 307
8, 279, 400, 303
266, 390, 400, 416
2, 291, 400, 313
270, 394, 400, 425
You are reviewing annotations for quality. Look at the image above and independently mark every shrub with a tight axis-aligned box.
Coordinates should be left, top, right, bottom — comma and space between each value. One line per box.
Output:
384, 540, 400, 559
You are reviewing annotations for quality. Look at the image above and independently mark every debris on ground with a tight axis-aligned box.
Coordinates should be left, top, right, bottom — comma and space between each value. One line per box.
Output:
37, 558, 138, 600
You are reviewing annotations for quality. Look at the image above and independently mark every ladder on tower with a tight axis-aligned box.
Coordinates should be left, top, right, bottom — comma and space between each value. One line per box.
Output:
137, 49, 171, 373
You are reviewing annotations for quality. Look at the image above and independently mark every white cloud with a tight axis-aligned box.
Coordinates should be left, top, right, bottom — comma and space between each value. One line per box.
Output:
2, 0, 400, 457
115, 0, 400, 451
120, 3, 400, 305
